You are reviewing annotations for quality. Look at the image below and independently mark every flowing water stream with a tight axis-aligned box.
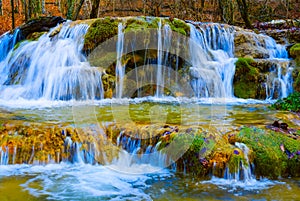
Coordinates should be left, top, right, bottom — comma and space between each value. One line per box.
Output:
0, 17, 299, 200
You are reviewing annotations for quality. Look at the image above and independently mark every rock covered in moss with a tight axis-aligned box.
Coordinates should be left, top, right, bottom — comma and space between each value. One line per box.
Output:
236, 127, 300, 178
83, 17, 190, 54
83, 17, 120, 53
289, 43, 300, 66
233, 58, 265, 99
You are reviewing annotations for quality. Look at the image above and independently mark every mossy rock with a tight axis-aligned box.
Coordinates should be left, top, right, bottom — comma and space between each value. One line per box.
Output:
290, 43, 300, 58
124, 17, 157, 32
289, 43, 300, 66
165, 18, 190, 36
102, 73, 116, 98
13, 32, 45, 51
236, 127, 300, 179
26, 32, 46, 40
233, 58, 261, 99
83, 17, 120, 53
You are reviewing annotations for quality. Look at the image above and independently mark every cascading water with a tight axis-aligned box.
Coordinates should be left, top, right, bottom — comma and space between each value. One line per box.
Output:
0, 21, 103, 101
189, 23, 237, 98
114, 130, 174, 169
0, 18, 295, 101
224, 142, 255, 182
115, 23, 125, 98
202, 142, 277, 191
264, 36, 288, 59
262, 35, 293, 99
0, 29, 21, 62
155, 20, 172, 97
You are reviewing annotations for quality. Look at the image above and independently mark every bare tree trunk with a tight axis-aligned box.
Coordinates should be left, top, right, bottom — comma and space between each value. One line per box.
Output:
201, 0, 205, 7
11, 0, 15, 29
73, 0, 85, 20
67, 0, 74, 19
218, 0, 225, 22
23, 0, 28, 21
286, 0, 289, 18
0, 0, 3, 16
236, 0, 252, 28
28, 0, 32, 19
90, 0, 100, 18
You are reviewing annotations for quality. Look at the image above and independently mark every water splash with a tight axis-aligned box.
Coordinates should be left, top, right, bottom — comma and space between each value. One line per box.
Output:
0, 163, 170, 200
203, 142, 282, 192
224, 142, 255, 182
113, 131, 174, 173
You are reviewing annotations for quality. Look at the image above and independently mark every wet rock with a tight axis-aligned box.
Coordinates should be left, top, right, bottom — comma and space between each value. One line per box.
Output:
18, 16, 66, 40
234, 31, 269, 59
233, 58, 263, 98
268, 120, 295, 134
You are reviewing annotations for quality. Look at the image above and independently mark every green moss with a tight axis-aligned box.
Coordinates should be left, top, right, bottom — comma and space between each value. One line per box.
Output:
228, 154, 247, 174
124, 18, 149, 33
83, 17, 190, 54
233, 58, 260, 99
124, 17, 190, 36
290, 43, 300, 66
271, 92, 300, 112
173, 132, 208, 176
13, 32, 44, 51
168, 18, 190, 36
236, 127, 300, 178
26, 32, 46, 40
83, 17, 120, 53
290, 43, 300, 57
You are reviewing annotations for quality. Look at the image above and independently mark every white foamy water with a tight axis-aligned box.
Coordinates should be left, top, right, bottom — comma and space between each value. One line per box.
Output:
202, 177, 285, 194
0, 163, 171, 200
0, 96, 276, 110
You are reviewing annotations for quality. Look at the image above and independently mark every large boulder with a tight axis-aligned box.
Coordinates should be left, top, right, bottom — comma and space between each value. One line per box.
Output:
17, 16, 66, 39
234, 30, 269, 59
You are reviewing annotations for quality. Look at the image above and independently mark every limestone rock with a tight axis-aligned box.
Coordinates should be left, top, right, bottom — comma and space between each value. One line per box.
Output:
234, 31, 269, 59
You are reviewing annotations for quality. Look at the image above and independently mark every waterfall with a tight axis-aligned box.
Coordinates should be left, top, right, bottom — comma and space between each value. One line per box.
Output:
155, 21, 172, 97
189, 24, 236, 98
0, 146, 9, 165
115, 131, 173, 168
264, 36, 288, 59
263, 36, 293, 99
115, 23, 125, 98
0, 29, 21, 62
0, 22, 104, 101
0, 131, 103, 165
224, 142, 256, 182
0, 18, 296, 102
